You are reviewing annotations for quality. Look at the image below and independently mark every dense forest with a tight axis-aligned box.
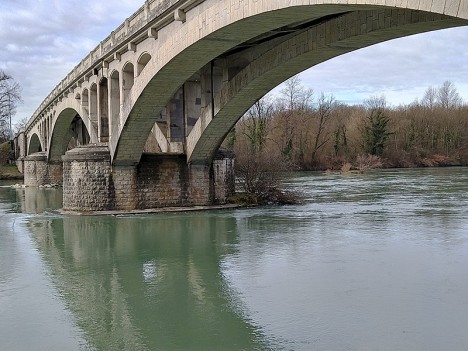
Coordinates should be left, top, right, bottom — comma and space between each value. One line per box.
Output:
230, 77, 468, 175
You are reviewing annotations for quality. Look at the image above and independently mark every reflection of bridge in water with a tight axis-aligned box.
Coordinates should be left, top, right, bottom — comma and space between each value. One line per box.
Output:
14, 187, 63, 214
14, 0, 468, 212
27, 211, 266, 350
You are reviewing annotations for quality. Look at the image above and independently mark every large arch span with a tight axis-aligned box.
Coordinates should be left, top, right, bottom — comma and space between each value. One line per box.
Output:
109, 0, 468, 166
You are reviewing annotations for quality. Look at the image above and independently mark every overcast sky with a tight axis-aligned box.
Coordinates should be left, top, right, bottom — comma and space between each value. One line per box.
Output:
1, 0, 468, 127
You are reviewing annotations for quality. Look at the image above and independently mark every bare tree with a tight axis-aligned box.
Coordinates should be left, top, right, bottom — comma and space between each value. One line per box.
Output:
311, 93, 335, 161
421, 86, 437, 110
279, 75, 313, 111
14, 116, 28, 133
437, 81, 462, 109
243, 95, 274, 153
277, 75, 313, 162
0, 70, 22, 141
364, 95, 387, 111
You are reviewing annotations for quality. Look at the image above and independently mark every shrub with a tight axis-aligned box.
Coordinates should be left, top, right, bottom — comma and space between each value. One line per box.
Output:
355, 154, 383, 172
0, 142, 10, 165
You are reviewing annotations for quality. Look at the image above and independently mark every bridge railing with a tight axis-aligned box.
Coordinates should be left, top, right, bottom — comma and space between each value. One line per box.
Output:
25, 0, 204, 134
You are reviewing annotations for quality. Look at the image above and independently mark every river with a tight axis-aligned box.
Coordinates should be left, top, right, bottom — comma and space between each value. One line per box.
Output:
1, 168, 468, 350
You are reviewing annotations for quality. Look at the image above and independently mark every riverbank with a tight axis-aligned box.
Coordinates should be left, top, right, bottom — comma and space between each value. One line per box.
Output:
0, 164, 23, 180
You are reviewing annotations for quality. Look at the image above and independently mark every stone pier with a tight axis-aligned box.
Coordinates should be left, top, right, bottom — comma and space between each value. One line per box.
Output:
61, 145, 234, 212
24, 152, 63, 187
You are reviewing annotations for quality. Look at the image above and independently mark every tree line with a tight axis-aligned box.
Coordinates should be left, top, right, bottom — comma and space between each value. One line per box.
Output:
231, 77, 468, 175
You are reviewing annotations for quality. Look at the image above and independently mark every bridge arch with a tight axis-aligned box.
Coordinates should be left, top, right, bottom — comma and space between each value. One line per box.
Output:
110, 70, 120, 135
122, 62, 135, 106
187, 9, 467, 164
111, 0, 468, 166
28, 133, 42, 155
48, 105, 93, 163
98, 77, 109, 141
137, 53, 151, 76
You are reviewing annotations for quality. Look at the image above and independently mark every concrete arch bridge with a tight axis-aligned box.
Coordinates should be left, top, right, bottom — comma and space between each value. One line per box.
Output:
15, 0, 468, 211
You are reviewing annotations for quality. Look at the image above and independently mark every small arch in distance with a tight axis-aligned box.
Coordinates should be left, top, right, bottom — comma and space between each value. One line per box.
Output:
28, 133, 42, 155
137, 53, 151, 76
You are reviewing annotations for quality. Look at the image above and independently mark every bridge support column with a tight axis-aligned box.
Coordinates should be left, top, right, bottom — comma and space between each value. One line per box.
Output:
134, 154, 213, 208
24, 152, 63, 187
212, 153, 235, 204
188, 163, 213, 206
62, 146, 234, 212
62, 145, 115, 211
113, 165, 138, 211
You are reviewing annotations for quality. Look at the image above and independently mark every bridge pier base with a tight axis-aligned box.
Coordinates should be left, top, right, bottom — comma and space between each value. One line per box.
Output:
62, 145, 234, 212
62, 145, 115, 211
24, 152, 63, 187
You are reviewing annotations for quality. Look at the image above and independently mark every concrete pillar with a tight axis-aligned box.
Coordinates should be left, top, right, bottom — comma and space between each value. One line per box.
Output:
200, 63, 213, 119
16, 157, 25, 174
24, 152, 63, 187
135, 154, 212, 208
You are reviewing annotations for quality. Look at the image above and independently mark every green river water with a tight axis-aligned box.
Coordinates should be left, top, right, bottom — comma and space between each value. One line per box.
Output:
1, 168, 468, 350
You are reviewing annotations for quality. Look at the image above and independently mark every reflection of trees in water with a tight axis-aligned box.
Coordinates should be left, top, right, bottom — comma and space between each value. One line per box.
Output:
0, 209, 16, 288
0, 187, 24, 288
27, 213, 267, 351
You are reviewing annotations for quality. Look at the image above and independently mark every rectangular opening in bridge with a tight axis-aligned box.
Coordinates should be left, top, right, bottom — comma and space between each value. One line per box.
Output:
185, 81, 202, 135
168, 87, 184, 142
